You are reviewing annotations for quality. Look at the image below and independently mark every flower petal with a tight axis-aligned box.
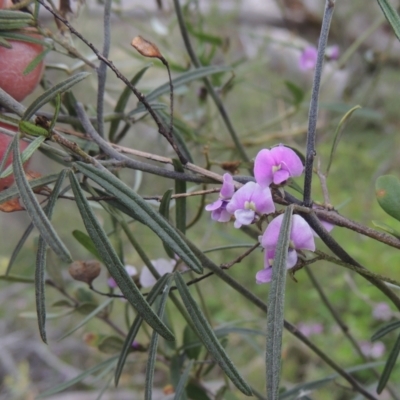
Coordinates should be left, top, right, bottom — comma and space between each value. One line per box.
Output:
256, 267, 273, 284
273, 169, 290, 185
205, 199, 223, 211
254, 149, 274, 187
212, 207, 232, 222
271, 145, 303, 178
291, 215, 315, 251
226, 182, 256, 213
252, 185, 275, 215
139, 258, 175, 288
261, 214, 284, 249
220, 173, 235, 199
234, 209, 255, 228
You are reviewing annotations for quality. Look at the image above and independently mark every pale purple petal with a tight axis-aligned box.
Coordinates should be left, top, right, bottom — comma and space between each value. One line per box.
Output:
273, 169, 290, 185
290, 215, 316, 251
254, 149, 274, 187
372, 302, 392, 321
140, 258, 175, 288
107, 277, 117, 288
326, 45, 340, 60
252, 185, 275, 215
271, 145, 304, 178
205, 199, 223, 211
234, 209, 255, 228
256, 267, 273, 284
299, 46, 318, 71
226, 182, 257, 213
125, 265, 138, 277
261, 214, 284, 249
220, 173, 235, 199
212, 207, 232, 222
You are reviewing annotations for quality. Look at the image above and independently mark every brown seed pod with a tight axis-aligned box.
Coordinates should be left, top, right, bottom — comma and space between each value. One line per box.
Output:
69, 260, 101, 285
131, 35, 163, 59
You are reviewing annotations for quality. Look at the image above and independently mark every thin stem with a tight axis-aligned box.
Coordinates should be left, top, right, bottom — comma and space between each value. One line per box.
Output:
172, 0, 250, 166
96, 0, 112, 138
303, 0, 336, 206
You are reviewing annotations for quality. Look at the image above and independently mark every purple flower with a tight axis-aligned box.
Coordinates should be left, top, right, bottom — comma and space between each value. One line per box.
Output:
108, 265, 137, 288
297, 322, 324, 337
372, 302, 392, 321
299, 46, 318, 71
205, 173, 235, 222
254, 144, 304, 187
325, 45, 340, 61
225, 182, 275, 228
139, 258, 176, 288
359, 341, 385, 359
256, 214, 315, 284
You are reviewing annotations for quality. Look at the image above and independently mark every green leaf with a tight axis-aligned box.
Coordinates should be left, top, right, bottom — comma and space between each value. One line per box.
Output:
12, 137, 72, 263
266, 206, 293, 400
326, 105, 361, 175
72, 229, 102, 260
173, 159, 187, 234
6, 222, 35, 275
1, 136, 46, 179
376, 0, 400, 42
183, 325, 202, 360
109, 64, 152, 142
22, 72, 90, 121
73, 162, 202, 274
145, 275, 173, 400
23, 48, 50, 75
97, 335, 125, 354
138, 65, 231, 105
69, 171, 174, 341
0, 172, 59, 204
36, 170, 67, 344
186, 382, 212, 400
372, 321, 400, 341
36, 356, 119, 399
371, 221, 400, 240
377, 332, 400, 393
58, 298, 114, 341
0, 9, 34, 20
174, 360, 194, 400
284, 81, 304, 106
0, 31, 48, 46
376, 175, 400, 222
115, 273, 172, 386
159, 189, 176, 259
174, 272, 252, 396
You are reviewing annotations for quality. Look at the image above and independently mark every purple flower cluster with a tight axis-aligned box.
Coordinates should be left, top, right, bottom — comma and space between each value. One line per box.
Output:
205, 144, 332, 284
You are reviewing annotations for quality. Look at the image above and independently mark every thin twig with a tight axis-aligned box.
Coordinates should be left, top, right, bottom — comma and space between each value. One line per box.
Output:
96, 0, 113, 138
303, 0, 336, 206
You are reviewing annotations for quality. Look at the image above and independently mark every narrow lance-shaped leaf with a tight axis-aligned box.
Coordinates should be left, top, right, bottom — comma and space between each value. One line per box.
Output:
23, 72, 90, 121
145, 275, 173, 400
1, 136, 46, 179
159, 189, 175, 259
266, 205, 293, 400
377, 332, 400, 394
115, 273, 172, 386
174, 359, 194, 400
72, 229, 102, 261
36, 169, 67, 343
376, 0, 400, 42
73, 162, 202, 274
372, 320, 400, 342
0, 173, 60, 204
109, 64, 152, 141
68, 171, 174, 341
36, 356, 119, 399
173, 159, 186, 234
174, 271, 252, 396
12, 136, 72, 263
